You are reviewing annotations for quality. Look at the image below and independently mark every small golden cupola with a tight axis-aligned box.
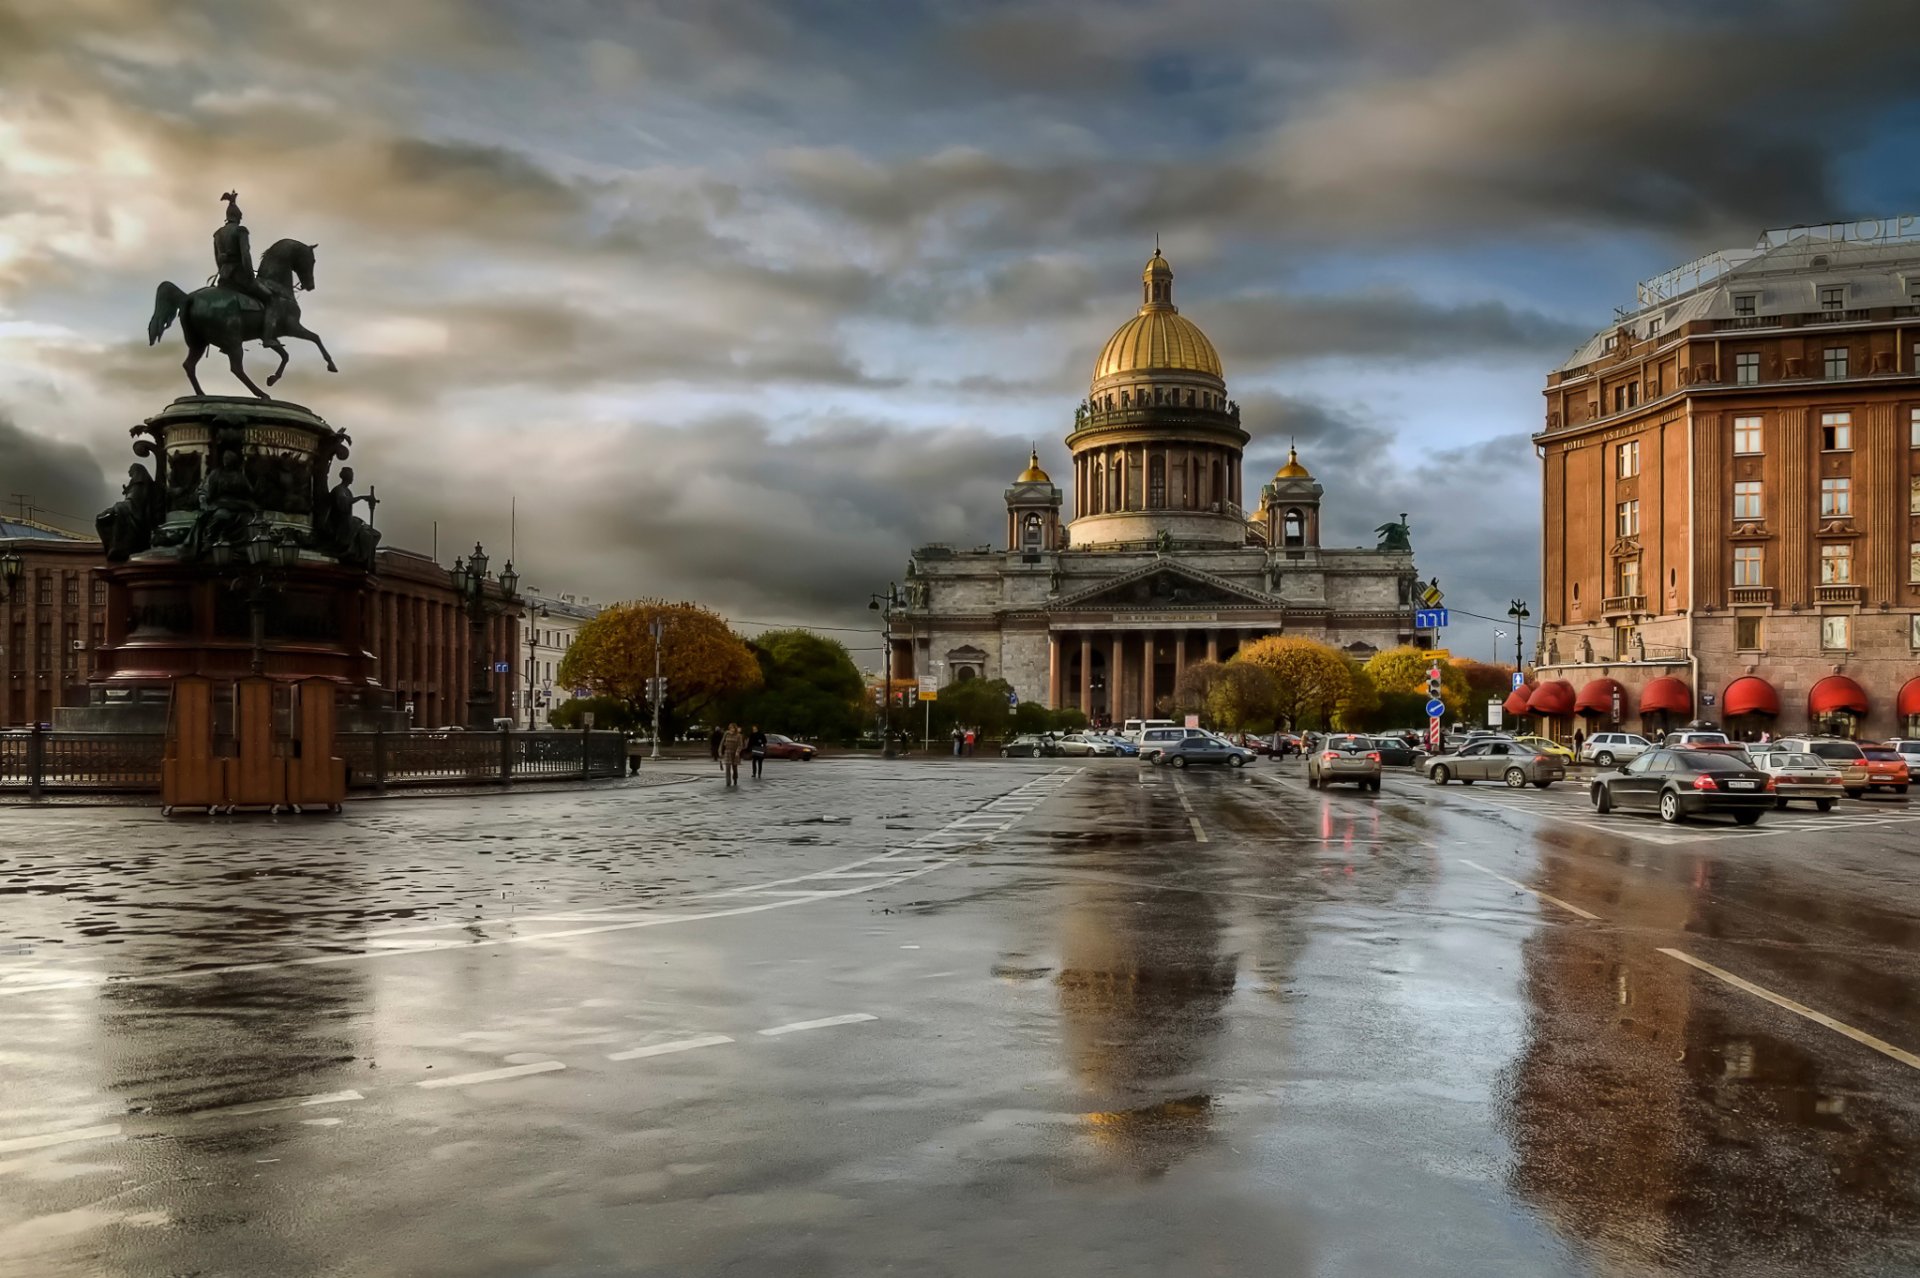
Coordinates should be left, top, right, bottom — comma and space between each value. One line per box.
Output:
1016, 448, 1052, 485
1273, 445, 1311, 479
1006, 444, 1063, 556
1260, 442, 1324, 550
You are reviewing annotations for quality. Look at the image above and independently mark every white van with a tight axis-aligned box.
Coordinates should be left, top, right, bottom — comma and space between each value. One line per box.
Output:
1137, 725, 1216, 761
1120, 718, 1176, 743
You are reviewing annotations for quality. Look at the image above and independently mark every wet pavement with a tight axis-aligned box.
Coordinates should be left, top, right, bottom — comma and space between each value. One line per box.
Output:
2, 757, 1918, 1276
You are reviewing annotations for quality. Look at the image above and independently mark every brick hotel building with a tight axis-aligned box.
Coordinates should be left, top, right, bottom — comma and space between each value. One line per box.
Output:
1529, 221, 1920, 741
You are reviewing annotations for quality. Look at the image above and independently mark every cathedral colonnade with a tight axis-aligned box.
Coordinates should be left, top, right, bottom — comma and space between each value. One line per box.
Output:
1073, 445, 1242, 515
1045, 626, 1266, 724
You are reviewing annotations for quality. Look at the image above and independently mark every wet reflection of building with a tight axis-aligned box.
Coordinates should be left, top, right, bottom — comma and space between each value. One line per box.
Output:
1503, 838, 1920, 1268
1054, 878, 1237, 1175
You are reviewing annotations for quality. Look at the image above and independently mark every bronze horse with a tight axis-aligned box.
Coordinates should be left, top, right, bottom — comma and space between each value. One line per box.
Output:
148, 239, 338, 400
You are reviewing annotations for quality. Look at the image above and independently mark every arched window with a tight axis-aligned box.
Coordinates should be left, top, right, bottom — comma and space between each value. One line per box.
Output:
1283, 508, 1304, 547
1148, 455, 1167, 509
1022, 514, 1043, 551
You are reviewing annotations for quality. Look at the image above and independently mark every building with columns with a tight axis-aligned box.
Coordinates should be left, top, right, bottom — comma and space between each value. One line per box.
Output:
896, 249, 1422, 721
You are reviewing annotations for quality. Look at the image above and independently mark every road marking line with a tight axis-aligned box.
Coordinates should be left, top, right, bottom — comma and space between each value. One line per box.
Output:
0, 1123, 122, 1154
758, 1013, 877, 1037
743, 889, 836, 897
1458, 859, 1599, 920
815, 870, 904, 878
1188, 816, 1208, 843
1658, 949, 1920, 1071
191, 1090, 363, 1120
607, 1034, 734, 1062
416, 1061, 566, 1089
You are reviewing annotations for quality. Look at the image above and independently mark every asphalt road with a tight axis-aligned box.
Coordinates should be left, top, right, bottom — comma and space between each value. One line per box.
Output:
2, 757, 1918, 1277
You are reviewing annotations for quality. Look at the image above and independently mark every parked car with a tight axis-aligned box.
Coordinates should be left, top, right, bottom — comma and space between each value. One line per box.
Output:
1510, 735, 1576, 764
1136, 725, 1214, 762
762, 733, 816, 761
1366, 736, 1424, 767
1580, 732, 1652, 767
1746, 749, 1841, 811
1424, 738, 1565, 788
1308, 735, 1382, 791
1053, 732, 1118, 758
1119, 718, 1177, 743
1859, 744, 1912, 795
1774, 738, 1873, 797
1087, 733, 1139, 757
1000, 734, 1057, 758
1589, 748, 1773, 824
1887, 738, 1920, 770
1154, 736, 1256, 769
1661, 730, 1748, 757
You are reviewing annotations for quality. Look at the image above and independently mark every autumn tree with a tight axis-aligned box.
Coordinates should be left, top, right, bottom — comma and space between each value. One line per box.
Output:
1454, 659, 1517, 703
1233, 636, 1353, 730
1173, 661, 1231, 719
1364, 645, 1472, 717
1333, 659, 1380, 730
556, 599, 761, 733
1203, 662, 1281, 731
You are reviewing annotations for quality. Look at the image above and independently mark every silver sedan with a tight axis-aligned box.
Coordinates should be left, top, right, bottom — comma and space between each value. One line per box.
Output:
1425, 739, 1566, 788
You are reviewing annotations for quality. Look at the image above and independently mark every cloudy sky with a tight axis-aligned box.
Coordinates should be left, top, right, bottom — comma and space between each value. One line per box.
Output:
5, 0, 1919, 664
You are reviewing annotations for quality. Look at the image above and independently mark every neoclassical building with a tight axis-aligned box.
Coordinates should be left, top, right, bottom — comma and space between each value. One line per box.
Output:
895, 249, 1422, 721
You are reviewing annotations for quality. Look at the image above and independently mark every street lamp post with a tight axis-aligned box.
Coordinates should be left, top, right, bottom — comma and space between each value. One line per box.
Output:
649, 615, 667, 761
1506, 600, 1529, 670
0, 548, 22, 602
868, 583, 901, 759
452, 542, 519, 729
524, 605, 548, 731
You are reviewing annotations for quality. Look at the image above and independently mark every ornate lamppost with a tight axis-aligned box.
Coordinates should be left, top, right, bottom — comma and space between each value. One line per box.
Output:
1507, 599, 1530, 669
209, 516, 301, 676
0, 548, 22, 602
868, 582, 902, 759
451, 542, 519, 728
524, 604, 548, 731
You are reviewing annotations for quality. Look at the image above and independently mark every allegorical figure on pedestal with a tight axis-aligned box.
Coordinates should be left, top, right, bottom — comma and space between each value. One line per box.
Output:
96, 463, 162, 561
314, 465, 381, 570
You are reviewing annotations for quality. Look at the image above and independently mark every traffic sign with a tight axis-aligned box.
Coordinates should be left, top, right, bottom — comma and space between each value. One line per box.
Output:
1487, 700, 1504, 728
1414, 607, 1449, 630
1425, 698, 1446, 719
1419, 580, 1445, 608
917, 675, 939, 702
1511, 672, 1525, 691
1006, 690, 1018, 707
493, 660, 510, 673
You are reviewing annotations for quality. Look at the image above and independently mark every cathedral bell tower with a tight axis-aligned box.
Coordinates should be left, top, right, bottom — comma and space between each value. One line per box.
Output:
1006, 448, 1063, 558
1256, 445, 1323, 550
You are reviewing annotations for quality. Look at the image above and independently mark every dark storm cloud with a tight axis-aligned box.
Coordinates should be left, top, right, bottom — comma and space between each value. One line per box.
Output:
1207, 294, 1586, 368
0, 414, 112, 529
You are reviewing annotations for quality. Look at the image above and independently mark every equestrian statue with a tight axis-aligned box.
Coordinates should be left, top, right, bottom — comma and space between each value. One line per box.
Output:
147, 191, 337, 400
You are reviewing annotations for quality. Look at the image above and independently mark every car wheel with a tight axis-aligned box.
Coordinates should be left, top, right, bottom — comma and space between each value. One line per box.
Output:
1733, 810, 1762, 826
1504, 767, 1527, 788
1595, 751, 1614, 767
1775, 796, 1788, 809
1367, 778, 1381, 792
1847, 789, 1866, 799
1816, 798, 1835, 812
1658, 790, 1682, 823
1228, 755, 1246, 768
1307, 772, 1319, 789
1430, 766, 1450, 785
1898, 785, 1910, 795
1461, 778, 1475, 785
1592, 785, 1611, 814
1532, 780, 1552, 789
1171, 756, 1188, 769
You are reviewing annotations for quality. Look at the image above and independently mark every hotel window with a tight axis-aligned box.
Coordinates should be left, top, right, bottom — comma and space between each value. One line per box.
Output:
1912, 477, 1920, 516
1736, 615, 1763, 650
1911, 542, 1920, 584
1614, 385, 1628, 412
1733, 416, 1763, 453
1735, 352, 1759, 384
1821, 412, 1852, 450
1912, 406, 1920, 447
1733, 546, 1763, 586
1824, 347, 1849, 379
1617, 439, 1640, 478
1604, 334, 1618, 351
1618, 559, 1641, 597
1647, 318, 1662, 337
1823, 615, 1851, 650
1820, 285, 1845, 313
1734, 293, 1757, 316
1733, 480, 1763, 520
1820, 477, 1851, 516
1614, 623, 1635, 658
1820, 543, 1852, 584
1616, 499, 1640, 537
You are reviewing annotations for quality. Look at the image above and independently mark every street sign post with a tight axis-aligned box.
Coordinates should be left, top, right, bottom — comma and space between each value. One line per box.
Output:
1488, 700, 1503, 728
493, 660, 510, 674
1511, 671, 1525, 691
1425, 697, 1447, 719
1413, 607, 1449, 630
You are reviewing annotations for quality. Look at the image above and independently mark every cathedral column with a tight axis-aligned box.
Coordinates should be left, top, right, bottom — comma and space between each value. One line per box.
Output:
1048, 633, 1062, 709
1079, 634, 1092, 717
1206, 630, 1219, 664
1175, 632, 1187, 691
1142, 631, 1157, 718
1110, 634, 1125, 721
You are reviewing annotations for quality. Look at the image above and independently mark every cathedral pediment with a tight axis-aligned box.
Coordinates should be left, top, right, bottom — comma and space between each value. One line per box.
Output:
1051, 561, 1273, 612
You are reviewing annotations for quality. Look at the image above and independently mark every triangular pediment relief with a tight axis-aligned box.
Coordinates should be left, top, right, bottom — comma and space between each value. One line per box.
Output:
1608, 537, 1642, 559
1051, 560, 1274, 611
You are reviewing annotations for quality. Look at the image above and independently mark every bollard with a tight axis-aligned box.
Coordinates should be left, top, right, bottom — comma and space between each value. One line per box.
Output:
27, 724, 45, 801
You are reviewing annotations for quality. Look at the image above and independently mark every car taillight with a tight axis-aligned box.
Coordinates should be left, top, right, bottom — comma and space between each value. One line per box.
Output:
1367, 752, 1381, 762
1533, 754, 1549, 763
1692, 773, 1719, 791
1762, 776, 1776, 790
1322, 751, 1340, 761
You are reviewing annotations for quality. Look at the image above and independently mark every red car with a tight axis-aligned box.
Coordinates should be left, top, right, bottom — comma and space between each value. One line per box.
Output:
1860, 745, 1911, 795
762, 733, 817, 761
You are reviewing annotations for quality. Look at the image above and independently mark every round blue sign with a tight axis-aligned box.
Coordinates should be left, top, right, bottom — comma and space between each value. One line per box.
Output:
1425, 698, 1446, 718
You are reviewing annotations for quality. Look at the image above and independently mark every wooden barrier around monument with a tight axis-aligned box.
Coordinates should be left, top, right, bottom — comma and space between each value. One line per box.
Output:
287, 679, 347, 811
161, 676, 223, 811
226, 677, 288, 810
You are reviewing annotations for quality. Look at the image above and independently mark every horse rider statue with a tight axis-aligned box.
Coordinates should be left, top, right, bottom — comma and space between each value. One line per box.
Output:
213, 192, 290, 352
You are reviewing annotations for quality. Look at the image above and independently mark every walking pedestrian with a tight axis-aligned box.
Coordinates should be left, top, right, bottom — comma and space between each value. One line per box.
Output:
720, 722, 744, 786
748, 724, 768, 778
964, 727, 976, 757
625, 733, 644, 776
1573, 728, 1586, 754
951, 726, 963, 757
709, 726, 723, 762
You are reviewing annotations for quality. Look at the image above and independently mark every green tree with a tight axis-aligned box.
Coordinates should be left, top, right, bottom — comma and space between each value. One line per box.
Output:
1334, 659, 1380, 730
549, 695, 640, 732
926, 677, 1014, 742
1364, 645, 1471, 717
1203, 662, 1281, 731
557, 599, 761, 732
1235, 636, 1353, 730
728, 630, 865, 741
1173, 660, 1231, 720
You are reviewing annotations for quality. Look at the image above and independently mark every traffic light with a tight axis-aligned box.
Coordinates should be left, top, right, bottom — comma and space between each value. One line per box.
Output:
646, 677, 668, 702
1427, 665, 1442, 700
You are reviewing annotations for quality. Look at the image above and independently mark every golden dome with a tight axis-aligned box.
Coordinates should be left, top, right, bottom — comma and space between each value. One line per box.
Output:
1274, 445, 1310, 479
1091, 249, 1224, 384
1016, 448, 1051, 484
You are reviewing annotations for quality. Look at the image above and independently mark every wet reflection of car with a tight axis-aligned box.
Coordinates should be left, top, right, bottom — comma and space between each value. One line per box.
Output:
1153, 736, 1256, 769
1746, 748, 1840, 811
1308, 734, 1382, 791
1590, 748, 1773, 824
1425, 739, 1565, 788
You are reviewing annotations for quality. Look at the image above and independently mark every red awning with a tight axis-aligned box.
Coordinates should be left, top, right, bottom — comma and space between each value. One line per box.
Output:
1527, 679, 1577, 716
1808, 674, 1870, 717
1899, 678, 1920, 718
1638, 676, 1693, 717
1503, 686, 1535, 717
1575, 678, 1627, 716
1723, 675, 1780, 718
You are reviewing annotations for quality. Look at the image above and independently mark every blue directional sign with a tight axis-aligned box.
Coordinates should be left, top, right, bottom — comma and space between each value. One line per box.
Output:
493, 660, 510, 673
1511, 672, 1525, 691
1414, 607, 1449, 630
1006, 690, 1019, 707
1425, 698, 1447, 719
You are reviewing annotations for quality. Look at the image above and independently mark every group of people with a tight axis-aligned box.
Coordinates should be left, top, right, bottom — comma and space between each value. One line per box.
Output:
709, 724, 769, 786
949, 727, 981, 756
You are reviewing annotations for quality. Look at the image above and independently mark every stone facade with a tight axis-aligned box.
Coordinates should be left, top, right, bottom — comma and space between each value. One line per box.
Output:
895, 251, 1420, 721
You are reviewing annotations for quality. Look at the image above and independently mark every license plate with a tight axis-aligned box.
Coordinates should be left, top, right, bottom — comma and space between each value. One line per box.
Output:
1727, 780, 1756, 790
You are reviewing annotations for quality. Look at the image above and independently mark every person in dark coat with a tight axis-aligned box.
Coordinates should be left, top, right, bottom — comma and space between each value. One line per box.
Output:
710, 726, 724, 762
748, 725, 768, 778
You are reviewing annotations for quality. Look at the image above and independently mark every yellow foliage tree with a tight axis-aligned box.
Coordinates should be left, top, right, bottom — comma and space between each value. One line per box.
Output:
1233, 635, 1353, 730
1333, 660, 1379, 730
1205, 662, 1281, 731
557, 599, 761, 723
1363, 645, 1471, 716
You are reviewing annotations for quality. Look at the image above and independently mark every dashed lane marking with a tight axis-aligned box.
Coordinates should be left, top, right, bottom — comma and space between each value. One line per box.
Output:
1659, 948, 1920, 1072
606, 1034, 734, 1062
1188, 816, 1209, 843
759, 1013, 877, 1036
0, 1123, 121, 1155
1458, 858, 1599, 920
416, 1060, 566, 1089
190, 1090, 363, 1121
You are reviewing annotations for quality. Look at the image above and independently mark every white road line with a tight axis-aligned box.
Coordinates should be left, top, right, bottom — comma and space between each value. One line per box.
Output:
758, 1013, 877, 1037
416, 1060, 566, 1089
1188, 816, 1208, 843
190, 1090, 363, 1120
606, 1034, 734, 1062
1658, 948, 1920, 1071
1458, 859, 1599, 920
0, 1123, 121, 1154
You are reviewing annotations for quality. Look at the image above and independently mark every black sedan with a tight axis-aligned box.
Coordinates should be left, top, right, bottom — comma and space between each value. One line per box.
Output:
1366, 735, 1424, 767
1589, 748, 1774, 824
